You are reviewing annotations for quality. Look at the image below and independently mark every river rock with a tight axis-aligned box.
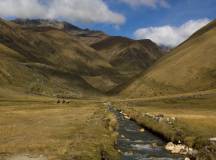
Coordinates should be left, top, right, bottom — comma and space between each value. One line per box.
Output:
139, 128, 145, 132
209, 137, 216, 141
165, 142, 197, 156
171, 117, 176, 121
165, 142, 185, 154
171, 144, 186, 154
165, 142, 175, 151
152, 142, 158, 148
121, 134, 125, 138
123, 113, 127, 116
124, 151, 133, 156
124, 115, 130, 120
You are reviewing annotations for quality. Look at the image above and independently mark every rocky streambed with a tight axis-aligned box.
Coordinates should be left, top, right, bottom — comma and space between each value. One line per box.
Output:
107, 105, 188, 160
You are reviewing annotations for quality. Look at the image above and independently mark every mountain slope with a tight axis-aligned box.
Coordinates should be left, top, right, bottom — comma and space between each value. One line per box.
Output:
0, 18, 165, 96
120, 20, 216, 97
0, 18, 113, 97
91, 36, 162, 77
13, 19, 108, 45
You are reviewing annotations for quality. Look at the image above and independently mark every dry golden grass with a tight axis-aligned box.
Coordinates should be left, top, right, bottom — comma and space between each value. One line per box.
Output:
112, 92, 216, 147
0, 18, 120, 96
120, 20, 216, 98
0, 100, 119, 160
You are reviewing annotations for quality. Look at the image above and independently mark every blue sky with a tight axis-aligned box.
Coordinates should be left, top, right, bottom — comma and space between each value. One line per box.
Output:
79, 0, 216, 37
0, 0, 215, 46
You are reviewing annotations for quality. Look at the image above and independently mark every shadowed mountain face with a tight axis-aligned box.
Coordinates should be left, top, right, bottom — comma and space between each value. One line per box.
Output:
119, 20, 216, 98
91, 36, 162, 77
0, 18, 163, 97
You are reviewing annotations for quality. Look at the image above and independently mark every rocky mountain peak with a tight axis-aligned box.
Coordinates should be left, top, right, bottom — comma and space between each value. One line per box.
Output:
12, 18, 82, 31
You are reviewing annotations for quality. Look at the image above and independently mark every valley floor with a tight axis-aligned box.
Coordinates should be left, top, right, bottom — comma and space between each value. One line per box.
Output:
0, 90, 215, 160
0, 99, 120, 160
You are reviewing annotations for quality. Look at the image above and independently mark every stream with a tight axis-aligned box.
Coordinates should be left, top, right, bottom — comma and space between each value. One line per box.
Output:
109, 107, 185, 160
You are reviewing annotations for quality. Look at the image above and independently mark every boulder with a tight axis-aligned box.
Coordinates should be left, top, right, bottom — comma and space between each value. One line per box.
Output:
121, 135, 125, 138
165, 142, 198, 156
124, 115, 130, 120
165, 142, 175, 151
171, 144, 186, 154
209, 137, 216, 141
139, 128, 145, 132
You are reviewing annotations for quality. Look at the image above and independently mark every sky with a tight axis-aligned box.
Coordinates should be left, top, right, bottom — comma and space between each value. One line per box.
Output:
0, 0, 215, 47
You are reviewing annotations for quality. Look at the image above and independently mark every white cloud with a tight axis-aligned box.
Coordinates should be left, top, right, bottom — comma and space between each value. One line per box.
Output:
119, 0, 170, 8
134, 19, 210, 47
0, 0, 125, 25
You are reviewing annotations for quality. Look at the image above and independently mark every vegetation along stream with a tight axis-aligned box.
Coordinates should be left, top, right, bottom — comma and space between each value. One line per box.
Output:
107, 104, 185, 160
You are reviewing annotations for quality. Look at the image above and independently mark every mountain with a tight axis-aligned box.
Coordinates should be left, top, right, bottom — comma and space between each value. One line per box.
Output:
119, 20, 216, 97
0, 18, 115, 97
12, 19, 108, 45
12, 18, 82, 30
0, 18, 164, 97
91, 36, 162, 79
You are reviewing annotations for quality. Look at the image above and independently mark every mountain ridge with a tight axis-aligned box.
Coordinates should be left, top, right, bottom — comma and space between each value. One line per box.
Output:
0, 18, 163, 97
119, 20, 216, 97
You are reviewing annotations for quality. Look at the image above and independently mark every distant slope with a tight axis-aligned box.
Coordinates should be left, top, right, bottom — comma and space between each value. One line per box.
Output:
120, 20, 216, 97
0, 18, 113, 97
91, 36, 162, 77
13, 19, 108, 45
0, 18, 165, 96
13, 19, 163, 93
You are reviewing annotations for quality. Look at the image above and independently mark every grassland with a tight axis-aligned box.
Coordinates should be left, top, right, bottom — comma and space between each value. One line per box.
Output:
112, 91, 216, 159
0, 99, 120, 160
119, 20, 216, 98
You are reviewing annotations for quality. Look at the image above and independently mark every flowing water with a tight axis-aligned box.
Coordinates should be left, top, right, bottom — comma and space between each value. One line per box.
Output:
110, 107, 185, 160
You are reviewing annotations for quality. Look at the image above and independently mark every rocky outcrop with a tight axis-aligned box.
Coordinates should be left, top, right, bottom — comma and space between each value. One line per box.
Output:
165, 142, 198, 156
143, 112, 176, 125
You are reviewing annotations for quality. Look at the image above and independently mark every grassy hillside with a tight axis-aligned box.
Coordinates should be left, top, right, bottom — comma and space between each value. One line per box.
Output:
0, 18, 165, 96
0, 18, 115, 97
13, 19, 108, 45
119, 20, 216, 97
91, 36, 162, 78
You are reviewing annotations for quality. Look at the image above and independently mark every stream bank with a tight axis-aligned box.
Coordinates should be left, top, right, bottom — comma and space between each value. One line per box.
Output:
107, 104, 185, 160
